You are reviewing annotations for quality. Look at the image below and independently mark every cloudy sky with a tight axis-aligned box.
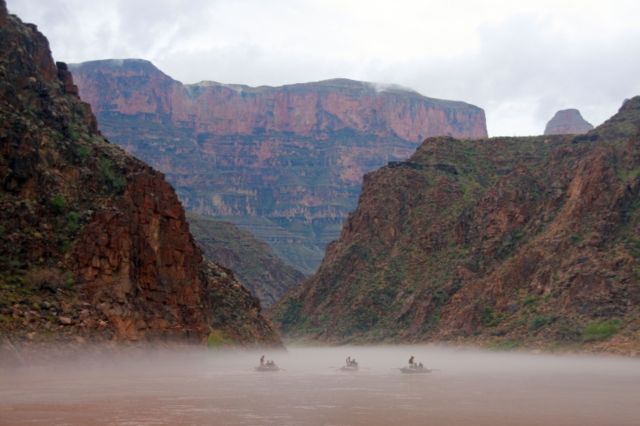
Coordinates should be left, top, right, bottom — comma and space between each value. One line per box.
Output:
8, 0, 640, 136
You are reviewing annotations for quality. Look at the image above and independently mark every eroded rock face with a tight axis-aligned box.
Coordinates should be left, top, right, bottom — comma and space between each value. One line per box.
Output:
273, 97, 640, 355
544, 108, 594, 135
69, 59, 487, 273
0, 1, 280, 349
187, 213, 306, 308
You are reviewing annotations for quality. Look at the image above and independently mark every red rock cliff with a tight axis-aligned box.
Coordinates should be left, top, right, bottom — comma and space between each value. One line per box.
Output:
273, 97, 640, 355
71, 61, 487, 141
69, 59, 487, 274
0, 1, 280, 349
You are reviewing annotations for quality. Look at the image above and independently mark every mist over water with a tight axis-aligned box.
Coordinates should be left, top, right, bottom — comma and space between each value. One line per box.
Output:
1, 345, 639, 426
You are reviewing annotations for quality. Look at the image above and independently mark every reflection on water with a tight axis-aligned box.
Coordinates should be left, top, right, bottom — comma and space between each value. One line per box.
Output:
1, 345, 639, 425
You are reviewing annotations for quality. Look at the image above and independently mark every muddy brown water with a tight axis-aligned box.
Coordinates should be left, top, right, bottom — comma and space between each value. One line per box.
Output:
1, 345, 639, 425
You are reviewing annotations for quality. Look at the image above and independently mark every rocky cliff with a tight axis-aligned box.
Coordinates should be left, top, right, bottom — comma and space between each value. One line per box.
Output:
273, 98, 640, 355
187, 213, 306, 307
544, 108, 594, 135
69, 59, 487, 273
0, 1, 280, 350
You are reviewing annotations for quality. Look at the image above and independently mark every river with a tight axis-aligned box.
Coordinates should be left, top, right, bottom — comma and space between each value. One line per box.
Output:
1, 345, 639, 425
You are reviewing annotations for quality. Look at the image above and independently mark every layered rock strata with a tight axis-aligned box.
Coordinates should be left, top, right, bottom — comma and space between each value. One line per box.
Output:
70, 59, 487, 273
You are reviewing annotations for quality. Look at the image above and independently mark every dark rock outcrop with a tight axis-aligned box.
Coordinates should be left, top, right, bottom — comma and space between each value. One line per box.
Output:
273, 97, 640, 355
0, 1, 280, 349
69, 59, 488, 273
544, 108, 594, 135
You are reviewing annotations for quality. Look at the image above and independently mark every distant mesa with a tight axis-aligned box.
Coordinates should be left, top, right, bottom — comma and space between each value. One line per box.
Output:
544, 108, 594, 135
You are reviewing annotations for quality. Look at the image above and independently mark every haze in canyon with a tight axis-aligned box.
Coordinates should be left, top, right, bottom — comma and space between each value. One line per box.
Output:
2, 346, 640, 426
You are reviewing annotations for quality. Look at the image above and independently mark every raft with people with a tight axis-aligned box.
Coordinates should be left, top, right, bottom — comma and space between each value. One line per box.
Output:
255, 364, 280, 372
256, 355, 280, 372
340, 356, 359, 372
400, 355, 430, 374
399, 365, 431, 374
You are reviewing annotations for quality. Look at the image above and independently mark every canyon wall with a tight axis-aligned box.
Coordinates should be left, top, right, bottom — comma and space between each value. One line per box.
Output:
273, 98, 640, 355
187, 213, 306, 307
0, 1, 279, 350
70, 59, 487, 273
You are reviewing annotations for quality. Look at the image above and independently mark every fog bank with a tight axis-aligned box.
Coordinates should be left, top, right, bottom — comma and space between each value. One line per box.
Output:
1, 345, 639, 425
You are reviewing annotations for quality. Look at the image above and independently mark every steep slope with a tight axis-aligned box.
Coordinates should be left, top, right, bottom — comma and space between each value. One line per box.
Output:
273, 98, 640, 354
544, 108, 594, 135
69, 59, 488, 273
0, 1, 279, 348
187, 213, 306, 307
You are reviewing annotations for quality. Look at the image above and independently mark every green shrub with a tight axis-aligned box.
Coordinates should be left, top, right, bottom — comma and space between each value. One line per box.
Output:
67, 123, 82, 140
481, 307, 504, 327
523, 296, 539, 307
489, 340, 520, 351
582, 319, 622, 342
278, 298, 303, 330
77, 145, 93, 160
64, 271, 75, 289
207, 330, 228, 348
555, 319, 582, 342
529, 315, 552, 331
98, 158, 126, 194
50, 194, 66, 213
66, 211, 81, 234
625, 237, 640, 260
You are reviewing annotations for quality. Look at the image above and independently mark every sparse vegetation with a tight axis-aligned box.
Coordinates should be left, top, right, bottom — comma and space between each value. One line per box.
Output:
489, 340, 520, 351
77, 144, 93, 160
207, 329, 228, 348
50, 194, 66, 213
98, 157, 126, 193
495, 230, 525, 259
529, 315, 553, 331
278, 298, 304, 332
25, 267, 67, 292
66, 211, 81, 234
481, 306, 504, 327
67, 122, 82, 141
554, 318, 582, 342
625, 236, 640, 260
582, 319, 622, 342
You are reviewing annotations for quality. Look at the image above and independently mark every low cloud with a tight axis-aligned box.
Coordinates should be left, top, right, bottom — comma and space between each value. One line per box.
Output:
9, 0, 640, 136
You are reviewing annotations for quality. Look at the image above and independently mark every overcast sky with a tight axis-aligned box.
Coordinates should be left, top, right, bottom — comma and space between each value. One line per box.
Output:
8, 0, 640, 136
